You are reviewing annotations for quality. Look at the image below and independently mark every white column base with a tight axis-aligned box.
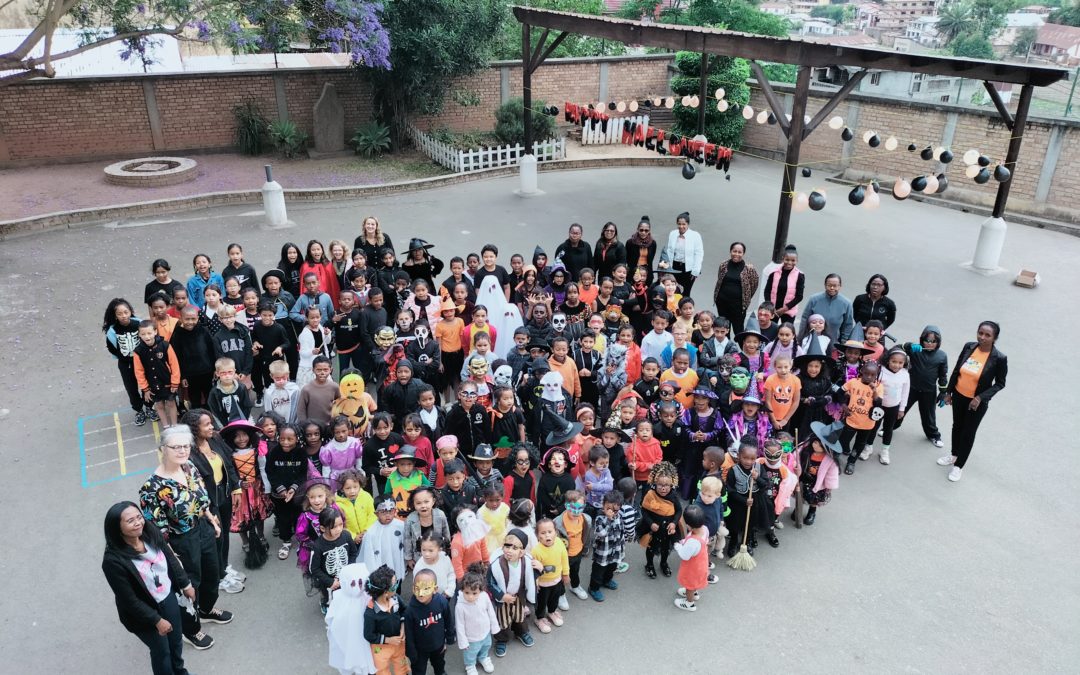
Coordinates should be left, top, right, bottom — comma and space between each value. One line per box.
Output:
261, 180, 290, 228
515, 154, 543, 197
970, 216, 1006, 272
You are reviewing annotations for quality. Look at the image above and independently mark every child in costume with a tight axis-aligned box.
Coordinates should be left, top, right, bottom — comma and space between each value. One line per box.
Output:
478, 486, 511, 558
757, 439, 797, 549
503, 443, 538, 506
330, 372, 375, 437
465, 444, 505, 498
867, 347, 910, 465
382, 446, 431, 519
321, 415, 364, 493
325, 563, 376, 675
404, 569, 455, 675
653, 400, 687, 468
595, 343, 628, 419
798, 420, 843, 526
554, 490, 592, 604
360, 498, 407, 579
311, 508, 359, 614
296, 478, 334, 590
896, 325, 949, 448
673, 504, 710, 612
679, 389, 723, 499
724, 442, 770, 557
792, 338, 837, 442
725, 394, 773, 450
487, 529, 537, 656
363, 565, 408, 675
220, 420, 271, 569
363, 412, 404, 496
536, 447, 577, 520
840, 360, 883, 475
638, 461, 683, 579
451, 508, 491, 584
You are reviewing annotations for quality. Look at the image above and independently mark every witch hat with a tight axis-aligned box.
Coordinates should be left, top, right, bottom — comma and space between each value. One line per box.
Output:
794, 328, 830, 371
735, 312, 767, 344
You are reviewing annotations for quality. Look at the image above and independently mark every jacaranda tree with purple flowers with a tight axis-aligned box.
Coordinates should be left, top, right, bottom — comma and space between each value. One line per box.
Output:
0, 0, 390, 87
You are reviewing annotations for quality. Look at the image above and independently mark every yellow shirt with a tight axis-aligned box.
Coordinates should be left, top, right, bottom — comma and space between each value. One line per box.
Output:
532, 538, 569, 586
206, 451, 224, 485
335, 493, 376, 538
479, 502, 509, 555
956, 348, 988, 398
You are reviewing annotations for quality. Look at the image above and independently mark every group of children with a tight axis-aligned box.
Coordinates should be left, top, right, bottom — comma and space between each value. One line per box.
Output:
106, 225, 953, 673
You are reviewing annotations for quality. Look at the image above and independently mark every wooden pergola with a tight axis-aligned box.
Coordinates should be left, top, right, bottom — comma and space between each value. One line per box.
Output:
515, 7, 1069, 263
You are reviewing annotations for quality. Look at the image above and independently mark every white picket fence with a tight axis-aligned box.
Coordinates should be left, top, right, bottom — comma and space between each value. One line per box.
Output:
408, 126, 565, 173
582, 114, 649, 145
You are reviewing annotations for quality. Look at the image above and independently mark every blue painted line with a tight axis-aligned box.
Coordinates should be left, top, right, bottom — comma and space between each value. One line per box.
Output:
78, 416, 88, 488
85, 469, 153, 488
83, 411, 120, 421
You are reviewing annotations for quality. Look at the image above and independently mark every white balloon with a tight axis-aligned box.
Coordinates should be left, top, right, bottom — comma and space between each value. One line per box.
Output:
690, 95, 700, 108
885, 136, 898, 151
665, 97, 675, 109
757, 110, 769, 124
742, 105, 754, 120
717, 100, 729, 112
863, 130, 876, 143
893, 179, 912, 198
793, 192, 810, 212
715, 87, 726, 100
828, 116, 844, 130
965, 164, 981, 178
629, 100, 639, 112
653, 97, 663, 107
863, 188, 881, 209
616, 101, 627, 112
963, 149, 980, 165
924, 175, 940, 194
681, 95, 691, 106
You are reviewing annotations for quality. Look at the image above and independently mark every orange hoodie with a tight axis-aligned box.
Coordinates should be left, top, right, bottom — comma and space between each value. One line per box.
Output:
627, 437, 662, 482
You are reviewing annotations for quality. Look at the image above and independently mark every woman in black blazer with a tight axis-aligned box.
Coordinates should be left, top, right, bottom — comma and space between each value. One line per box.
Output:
939, 321, 1007, 481
102, 501, 195, 675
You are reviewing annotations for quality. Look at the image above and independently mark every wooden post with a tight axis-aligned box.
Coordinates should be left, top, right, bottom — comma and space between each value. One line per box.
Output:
697, 53, 709, 136
771, 65, 811, 264
523, 22, 533, 156
991, 83, 1033, 218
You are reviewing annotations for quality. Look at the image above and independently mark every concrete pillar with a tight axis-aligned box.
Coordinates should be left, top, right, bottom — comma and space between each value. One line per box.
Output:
516, 154, 541, 197
142, 80, 165, 151
262, 165, 290, 227
500, 67, 510, 105
598, 62, 609, 104
1035, 125, 1065, 203
274, 75, 289, 122
972, 216, 1007, 272
842, 101, 860, 164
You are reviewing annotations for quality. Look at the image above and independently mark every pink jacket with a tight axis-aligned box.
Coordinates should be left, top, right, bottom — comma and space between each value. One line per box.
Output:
813, 453, 840, 492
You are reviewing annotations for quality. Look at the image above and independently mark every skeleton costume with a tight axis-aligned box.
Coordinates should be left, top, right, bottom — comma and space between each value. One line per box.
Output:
405, 322, 441, 386
311, 530, 359, 607
550, 312, 583, 344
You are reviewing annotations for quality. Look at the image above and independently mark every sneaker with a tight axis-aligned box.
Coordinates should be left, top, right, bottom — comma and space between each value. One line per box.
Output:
465, 665, 478, 675
183, 631, 214, 650
948, 466, 963, 482
708, 561, 716, 570
589, 589, 605, 602
549, 610, 564, 627
225, 564, 246, 582
879, 446, 891, 465
570, 586, 588, 600
517, 633, 535, 648
218, 577, 244, 594
615, 561, 629, 574
146, 406, 160, 422
535, 617, 552, 634
674, 598, 697, 612
932, 438, 945, 448
557, 595, 569, 611
676, 586, 687, 597
937, 455, 956, 466
134, 410, 148, 427
602, 579, 618, 590
844, 461, 855, 475
495, 641, 508, 657
645, 563, 657, 579
877, 427, 884, 437
254, 396, 263, 407
199, 607, 234, 624
320, 603, 328, 616
859, 445, 873, 461
479, 657, 495, 674
774, 519, 784, 529
707, 573, 719, 584
278, 541, 292, 560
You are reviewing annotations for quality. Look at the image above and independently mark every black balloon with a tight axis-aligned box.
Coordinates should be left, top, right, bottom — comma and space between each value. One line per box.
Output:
940, 149, 954, 164
936, 173, 949, 193
809, 191, 826, 210
643, 100, 653, 108
871, 180, 881, 194
994, 165, 1012, 182
908, 143, 918, 152
682, 162, 696, 180
767, 112, 777, 125
868, 134, 881, 148
974, 168, 991, 184
978, 155, 991, 167
841, 127, 854, 141
848, 185, 865, 205
912, 175, 928, 192
802, 167, 812, 177
920, 146, 934, 161
608, 101, 617, 111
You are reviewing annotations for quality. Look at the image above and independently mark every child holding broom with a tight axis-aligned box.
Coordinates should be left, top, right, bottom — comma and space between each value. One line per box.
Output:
725, 443, 769, 565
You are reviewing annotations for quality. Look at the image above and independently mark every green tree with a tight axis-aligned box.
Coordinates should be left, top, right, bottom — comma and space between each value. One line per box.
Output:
616, 0, 690, 22
365, 0, 504, 145
810, 5, 847, 24
950, 31, 996, 58
937, 1, 978, 42
1049, 1, 1080, 26
1011, 25, 1039, 55
493, 0, 626, 59
670, 51, 751, 149
684, 0, 791, 36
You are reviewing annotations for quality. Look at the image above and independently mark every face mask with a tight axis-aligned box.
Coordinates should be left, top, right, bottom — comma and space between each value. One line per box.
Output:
469, 359, 489, 377
566, 502, 585, 516
397, 316, 413, 332
729, 369, 750, 390
413, 580, 436, 599
374, 327, 395, 349
493, 365, 513, 388
552, 315, 567, 331
414, 325, 430, 340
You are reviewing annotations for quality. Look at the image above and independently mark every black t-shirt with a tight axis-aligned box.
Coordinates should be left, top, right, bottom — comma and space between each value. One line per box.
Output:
143, 279, 184, 305
473, 266, 510, 293
332, 308, 364, 352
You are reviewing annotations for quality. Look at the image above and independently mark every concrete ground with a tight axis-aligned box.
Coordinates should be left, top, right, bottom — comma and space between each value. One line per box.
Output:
0, 158, 1077, 674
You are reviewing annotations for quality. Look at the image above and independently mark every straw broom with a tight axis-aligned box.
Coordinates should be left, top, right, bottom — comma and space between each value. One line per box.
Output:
727, 471, 757, 572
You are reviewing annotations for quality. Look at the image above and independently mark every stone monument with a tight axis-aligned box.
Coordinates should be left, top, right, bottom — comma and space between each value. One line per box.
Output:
309, 82, 349, 158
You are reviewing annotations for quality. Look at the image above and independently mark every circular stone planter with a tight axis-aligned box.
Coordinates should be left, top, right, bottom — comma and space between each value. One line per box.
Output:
104, 157, 198, 187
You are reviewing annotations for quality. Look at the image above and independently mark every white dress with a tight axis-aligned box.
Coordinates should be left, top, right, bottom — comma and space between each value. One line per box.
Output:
475, 275, 523, 353
359, 519, 406, 580
326, 563, 376, 675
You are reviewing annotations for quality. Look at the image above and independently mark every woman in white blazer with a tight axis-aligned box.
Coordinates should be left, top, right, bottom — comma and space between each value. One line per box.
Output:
657, 211, 704, 296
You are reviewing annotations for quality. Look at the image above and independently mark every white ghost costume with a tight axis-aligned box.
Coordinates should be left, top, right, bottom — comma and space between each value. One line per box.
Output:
359, 507, 407, 581
475, 274, 523, 352
326, 563, 375, 675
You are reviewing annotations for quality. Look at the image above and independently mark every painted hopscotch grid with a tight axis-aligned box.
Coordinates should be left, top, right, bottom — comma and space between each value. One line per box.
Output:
79, 411, 163, 488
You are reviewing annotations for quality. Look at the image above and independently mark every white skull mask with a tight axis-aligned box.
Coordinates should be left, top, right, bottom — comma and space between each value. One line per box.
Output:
552, 313, 567, 331
414, 324, 430, 342
493, 364, 513, 388
540, 371, 565, 402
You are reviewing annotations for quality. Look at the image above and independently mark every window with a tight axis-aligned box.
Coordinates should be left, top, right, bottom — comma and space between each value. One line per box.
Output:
940, 95, 950, 102
870, 72, 882, 85
912, 82, 921, 92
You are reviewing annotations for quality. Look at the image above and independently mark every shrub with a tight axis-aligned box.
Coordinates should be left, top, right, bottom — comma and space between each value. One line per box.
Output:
233, 102, 268, 156
351, 121, 392, 157
268, 120, 309, 159
493, 97, 556, 148
670, 53, 750, 150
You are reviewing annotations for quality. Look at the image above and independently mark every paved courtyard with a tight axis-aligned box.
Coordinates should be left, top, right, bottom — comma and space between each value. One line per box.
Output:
0, 159, 1077, 673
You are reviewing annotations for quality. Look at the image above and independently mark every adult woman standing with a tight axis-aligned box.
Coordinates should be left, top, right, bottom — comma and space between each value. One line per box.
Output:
762, 245, 805, 324
853, 274, 897, 330
938, 321, 1007, 482
353, 215, 394, 267
711, 241, 758, 334
592, 221, 626, 281
139, 425, 233, 651
182, 409, 244, 594
625, 216, 658, 286
659, 211, 704, 296
554, 223, 593, 281
102, 501, 195, 674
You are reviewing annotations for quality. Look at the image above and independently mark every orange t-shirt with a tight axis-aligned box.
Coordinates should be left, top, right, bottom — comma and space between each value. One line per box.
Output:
843, 379, 880, 430
955, 348, 988, 398
579, 284, 598, 308
764, 372, 801, 422
435, 317, 464, 353
661, 367, 699, 408
563, 513, 584, 557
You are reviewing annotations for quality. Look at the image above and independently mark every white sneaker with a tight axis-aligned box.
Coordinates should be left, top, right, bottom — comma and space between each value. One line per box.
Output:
859, 445, 873, 461
674, 598, 697, 612
937, 455, 956, 466
465, 665, 478, 675
479, 656, 495, 673
218, 577, 244, 594
570, 586, 588, 600
878, 446, 890, 465
676, 586, 687, 597
932, 438, 945, 448
948, 466, 963, 482
225, 564, 246, 582
557, 595, 569, 611
877, 427, 884, 437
